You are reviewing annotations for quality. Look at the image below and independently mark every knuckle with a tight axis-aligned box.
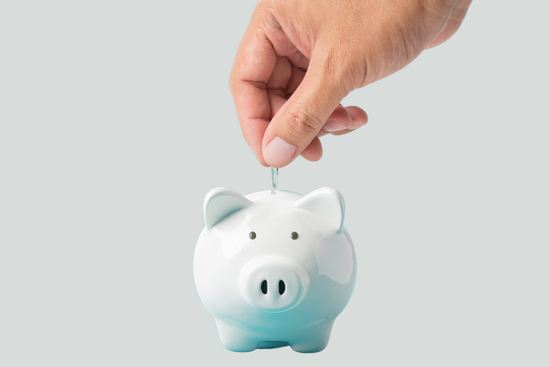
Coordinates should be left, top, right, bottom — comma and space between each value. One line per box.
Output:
285, 107, 323, 141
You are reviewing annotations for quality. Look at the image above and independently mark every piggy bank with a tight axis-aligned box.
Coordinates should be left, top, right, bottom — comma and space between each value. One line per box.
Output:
193, 187, 356, 353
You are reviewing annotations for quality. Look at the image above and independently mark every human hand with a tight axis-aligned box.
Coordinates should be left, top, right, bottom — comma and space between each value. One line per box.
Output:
230, 0, 472, 167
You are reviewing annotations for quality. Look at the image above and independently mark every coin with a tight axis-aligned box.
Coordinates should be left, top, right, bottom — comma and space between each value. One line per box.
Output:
271, 167, 279, 189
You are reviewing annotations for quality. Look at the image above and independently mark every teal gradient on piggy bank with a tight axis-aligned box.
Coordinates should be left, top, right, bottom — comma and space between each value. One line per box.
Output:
193, 187, 357, 353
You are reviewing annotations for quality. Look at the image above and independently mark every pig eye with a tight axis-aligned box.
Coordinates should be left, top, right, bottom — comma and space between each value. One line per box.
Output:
291, 232, 299, 240
249, 231, 256, 240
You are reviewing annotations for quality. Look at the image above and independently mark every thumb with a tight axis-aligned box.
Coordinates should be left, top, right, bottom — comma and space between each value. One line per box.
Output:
262, 55, 351, 167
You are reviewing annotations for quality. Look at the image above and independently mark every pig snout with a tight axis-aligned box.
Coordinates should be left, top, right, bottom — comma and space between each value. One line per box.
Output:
239, 255, 310, 313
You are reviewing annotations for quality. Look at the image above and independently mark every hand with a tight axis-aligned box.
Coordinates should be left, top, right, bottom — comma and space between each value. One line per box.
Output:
230, 0, 472, 167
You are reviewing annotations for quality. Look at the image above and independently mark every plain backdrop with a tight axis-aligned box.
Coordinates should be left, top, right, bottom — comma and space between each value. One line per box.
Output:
1, 1, 549, 366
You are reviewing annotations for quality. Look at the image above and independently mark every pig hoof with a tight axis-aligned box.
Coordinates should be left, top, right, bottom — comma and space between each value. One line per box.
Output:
222, 341, 259, 353
289, 341, 328, 353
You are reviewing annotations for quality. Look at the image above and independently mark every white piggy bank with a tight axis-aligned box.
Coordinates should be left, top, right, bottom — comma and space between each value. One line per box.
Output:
193, 187, 357, 353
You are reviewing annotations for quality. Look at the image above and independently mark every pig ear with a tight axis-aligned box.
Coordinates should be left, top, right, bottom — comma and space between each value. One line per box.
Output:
295, 187, 345, 233
203, 188, 252, 228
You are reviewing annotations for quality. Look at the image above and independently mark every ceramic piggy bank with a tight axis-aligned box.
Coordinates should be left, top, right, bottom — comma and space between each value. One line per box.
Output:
193, 187, 356, 353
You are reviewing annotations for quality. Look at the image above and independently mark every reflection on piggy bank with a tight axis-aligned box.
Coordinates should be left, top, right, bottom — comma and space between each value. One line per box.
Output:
193, 187, 357, 353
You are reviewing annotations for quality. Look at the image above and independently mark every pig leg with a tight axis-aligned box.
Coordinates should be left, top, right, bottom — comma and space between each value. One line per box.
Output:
289, 320, 334, 353
215, 319, 259, 352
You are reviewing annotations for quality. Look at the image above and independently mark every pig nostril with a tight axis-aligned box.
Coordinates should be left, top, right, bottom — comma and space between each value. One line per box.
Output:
261, 280, 268, 295
278, 280, 286, 295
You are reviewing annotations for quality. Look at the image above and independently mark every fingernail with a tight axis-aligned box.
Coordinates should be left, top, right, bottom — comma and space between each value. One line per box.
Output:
323, 120, 347, 132
264, 137, 297, 167
349, 119, 365, 130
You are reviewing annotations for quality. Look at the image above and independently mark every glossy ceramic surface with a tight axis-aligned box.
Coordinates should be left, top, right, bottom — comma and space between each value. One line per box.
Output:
193, 187, 357, 353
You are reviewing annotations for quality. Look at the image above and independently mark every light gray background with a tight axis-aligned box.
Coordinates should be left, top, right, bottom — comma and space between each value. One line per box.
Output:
1, 1, 549, 366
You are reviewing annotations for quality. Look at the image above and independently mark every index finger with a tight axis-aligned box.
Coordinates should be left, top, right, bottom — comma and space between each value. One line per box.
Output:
229, 18, 277, 166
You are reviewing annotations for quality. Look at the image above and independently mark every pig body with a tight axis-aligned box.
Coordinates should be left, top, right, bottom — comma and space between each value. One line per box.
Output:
193, 188, 356, 353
